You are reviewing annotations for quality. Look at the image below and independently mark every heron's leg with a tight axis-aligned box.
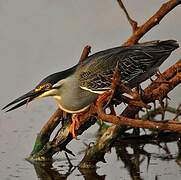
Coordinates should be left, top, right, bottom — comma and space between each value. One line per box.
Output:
68, 114, 79, 138
69, 113, 87, 139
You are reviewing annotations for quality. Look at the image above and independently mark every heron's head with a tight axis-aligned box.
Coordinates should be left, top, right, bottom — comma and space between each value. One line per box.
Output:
2, 65, 77, 112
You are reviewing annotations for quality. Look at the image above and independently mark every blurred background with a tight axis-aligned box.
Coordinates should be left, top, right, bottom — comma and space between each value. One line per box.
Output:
0, 0, 180, 179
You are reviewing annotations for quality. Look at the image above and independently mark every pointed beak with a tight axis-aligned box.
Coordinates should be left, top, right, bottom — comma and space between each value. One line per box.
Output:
2, 89, 45, 112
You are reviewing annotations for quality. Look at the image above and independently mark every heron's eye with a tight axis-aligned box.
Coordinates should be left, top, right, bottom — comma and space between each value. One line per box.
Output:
45, 83, 52, 89
35, 83, 52, 92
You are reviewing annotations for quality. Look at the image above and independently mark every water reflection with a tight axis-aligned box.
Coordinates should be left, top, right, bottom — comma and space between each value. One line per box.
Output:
78, 168, 106, 180
29, 161, 75, 180
29, 160, 105, 180
114, 133, 181, 180
28, 132, 181, 180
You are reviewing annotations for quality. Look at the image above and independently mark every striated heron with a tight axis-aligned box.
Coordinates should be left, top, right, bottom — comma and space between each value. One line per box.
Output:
2, 40, 179, 137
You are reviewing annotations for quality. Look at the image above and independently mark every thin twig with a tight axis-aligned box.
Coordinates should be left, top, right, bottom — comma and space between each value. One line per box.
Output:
117, 0, 138, 32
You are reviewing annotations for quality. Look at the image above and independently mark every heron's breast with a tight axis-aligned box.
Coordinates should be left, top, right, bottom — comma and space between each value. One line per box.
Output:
53, 76, 98, 113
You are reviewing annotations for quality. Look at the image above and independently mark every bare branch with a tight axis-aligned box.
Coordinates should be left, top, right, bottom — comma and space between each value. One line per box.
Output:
123, 0, 181, 46
79, 45, 91, 63
30, 108, 63, 157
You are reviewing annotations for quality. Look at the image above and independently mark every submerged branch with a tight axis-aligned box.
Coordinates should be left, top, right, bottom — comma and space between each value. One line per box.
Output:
30, 109, 63, 160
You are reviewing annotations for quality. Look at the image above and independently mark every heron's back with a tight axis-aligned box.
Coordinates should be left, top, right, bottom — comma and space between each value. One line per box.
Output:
78, 40, 179, 91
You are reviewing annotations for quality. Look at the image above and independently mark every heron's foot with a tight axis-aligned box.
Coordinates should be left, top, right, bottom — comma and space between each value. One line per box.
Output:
69, 114, 80, 139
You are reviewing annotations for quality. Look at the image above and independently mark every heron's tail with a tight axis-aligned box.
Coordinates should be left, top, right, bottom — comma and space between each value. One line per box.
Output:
157, 40, 179, 51
133, 39, 179, 67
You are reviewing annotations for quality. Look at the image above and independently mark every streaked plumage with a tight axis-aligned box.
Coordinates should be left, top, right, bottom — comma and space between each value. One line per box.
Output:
2, 40, 179, 113
78, 40, 178, 92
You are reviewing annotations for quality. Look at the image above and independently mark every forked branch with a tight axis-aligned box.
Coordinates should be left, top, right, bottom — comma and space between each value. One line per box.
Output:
121, 0, 181, 46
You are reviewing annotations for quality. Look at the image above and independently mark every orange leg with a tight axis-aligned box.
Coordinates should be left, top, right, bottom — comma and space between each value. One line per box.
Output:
69, 114, 82, 138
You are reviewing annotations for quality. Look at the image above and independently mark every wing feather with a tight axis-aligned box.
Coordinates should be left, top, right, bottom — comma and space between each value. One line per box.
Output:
77, 40, 178, 93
